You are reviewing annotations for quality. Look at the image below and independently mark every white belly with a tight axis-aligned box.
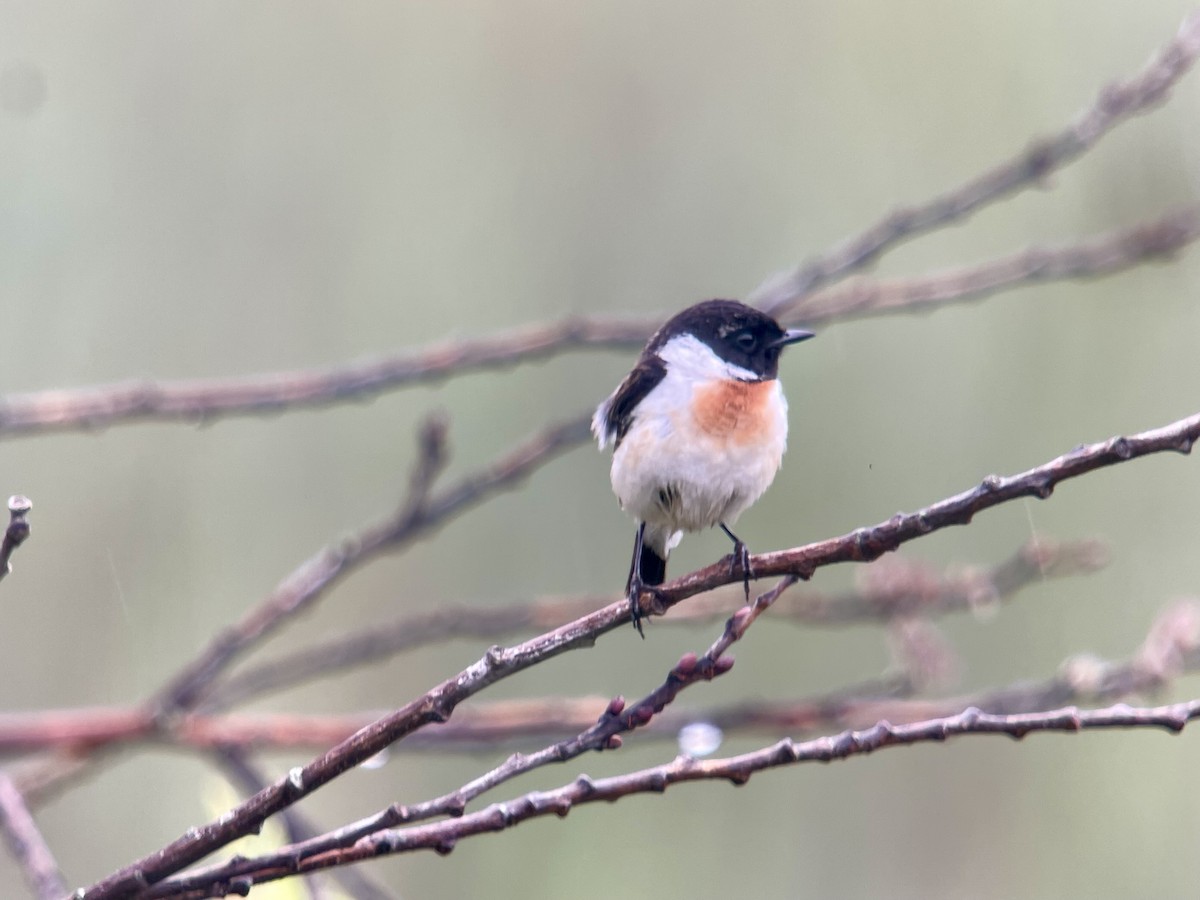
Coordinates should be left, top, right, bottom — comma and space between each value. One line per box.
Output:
609, 374, 789, 548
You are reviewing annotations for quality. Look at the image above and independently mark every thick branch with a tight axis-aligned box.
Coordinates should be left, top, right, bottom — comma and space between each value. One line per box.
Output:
0, 321, 648, 440
647, 411, 1198, 617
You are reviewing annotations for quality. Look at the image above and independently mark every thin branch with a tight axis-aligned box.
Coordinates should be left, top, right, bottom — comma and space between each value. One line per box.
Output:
750, 11, 1200, 313
0, 320, 649, 440
205, 537, 1107, 709
4, 202, 1193, 450
146, 698, 1200, 897
0, 772, 66, 899
151, 413, 588, 715
783, 206, 1200, 325
4, 14, 1199, 448
396, 414, 450, 524
0, 495, 32, 585
73, 410, 1199, 900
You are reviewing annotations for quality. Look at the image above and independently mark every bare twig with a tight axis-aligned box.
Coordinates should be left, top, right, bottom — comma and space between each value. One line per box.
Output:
205, 537, 1107, 709
0, 495, 32, 585
0, 772, 66, 899
152, 413, 588, 715
73, 410, 1198, 900
5, 11, 1200, 448
396, 413, 451, 524
783, 207, 1200, 325
145, 698, 1200, 897
0, 320, 649, 440
750, 11, 1200, 313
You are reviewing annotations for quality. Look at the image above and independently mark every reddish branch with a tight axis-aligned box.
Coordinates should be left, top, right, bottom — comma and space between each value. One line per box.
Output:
145, 698, 1200, 898
4, 596, 1192, 760
74, 409, 1199, 899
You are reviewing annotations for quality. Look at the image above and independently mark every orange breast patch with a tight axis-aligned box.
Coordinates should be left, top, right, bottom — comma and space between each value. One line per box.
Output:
692, 379, 774, 444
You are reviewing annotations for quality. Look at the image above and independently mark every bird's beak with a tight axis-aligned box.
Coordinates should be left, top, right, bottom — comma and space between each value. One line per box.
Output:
773, 328, 815, 348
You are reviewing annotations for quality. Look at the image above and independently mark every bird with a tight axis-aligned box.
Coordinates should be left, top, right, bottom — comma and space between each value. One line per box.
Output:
592, 299, 814, 636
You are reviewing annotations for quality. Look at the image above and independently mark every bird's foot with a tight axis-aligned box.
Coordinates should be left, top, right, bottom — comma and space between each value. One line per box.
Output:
719, 523, 753, 602
730, 540, 753, 603
626, 576, 667, 639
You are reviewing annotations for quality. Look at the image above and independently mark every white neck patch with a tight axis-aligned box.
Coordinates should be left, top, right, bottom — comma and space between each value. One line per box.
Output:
656, 333, 758, 382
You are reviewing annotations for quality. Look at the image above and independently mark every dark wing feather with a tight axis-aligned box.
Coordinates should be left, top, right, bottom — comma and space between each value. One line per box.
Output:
599, 355, 666, 449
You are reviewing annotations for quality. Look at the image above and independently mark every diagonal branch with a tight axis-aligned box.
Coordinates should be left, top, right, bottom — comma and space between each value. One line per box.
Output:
783, 206, 1200, 325
0, 773, 66, 900
212, 748, 392, 900
750, 11, 1200, 314
145, 698, 1200, 897
152, 413, 588, 716
646, 410, 1198, 617
73, 409, 1199, 899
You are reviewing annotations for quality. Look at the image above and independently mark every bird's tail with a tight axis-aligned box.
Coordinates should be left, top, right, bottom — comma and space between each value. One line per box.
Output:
637, 541, 668, 586
626, 525, 679, 589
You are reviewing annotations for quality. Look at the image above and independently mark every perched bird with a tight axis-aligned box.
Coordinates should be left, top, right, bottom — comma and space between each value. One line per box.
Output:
592, 299, 814, 636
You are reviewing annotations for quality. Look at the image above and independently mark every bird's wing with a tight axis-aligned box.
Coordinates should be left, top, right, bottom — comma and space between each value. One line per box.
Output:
591, 355, 667, 450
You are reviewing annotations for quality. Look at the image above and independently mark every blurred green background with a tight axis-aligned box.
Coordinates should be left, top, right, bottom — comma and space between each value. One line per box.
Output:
3, 2, 1200, 898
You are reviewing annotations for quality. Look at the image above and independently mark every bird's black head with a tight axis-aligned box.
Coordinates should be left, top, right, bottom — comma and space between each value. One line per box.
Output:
648, 299, 814, 381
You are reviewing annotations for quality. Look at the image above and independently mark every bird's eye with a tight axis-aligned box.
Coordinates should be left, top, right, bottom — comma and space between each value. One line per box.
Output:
734, 332, 757, 352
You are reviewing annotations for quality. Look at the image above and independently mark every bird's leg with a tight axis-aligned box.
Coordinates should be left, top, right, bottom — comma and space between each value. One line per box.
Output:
720, 522, 752, 602
625, 522, 649, 638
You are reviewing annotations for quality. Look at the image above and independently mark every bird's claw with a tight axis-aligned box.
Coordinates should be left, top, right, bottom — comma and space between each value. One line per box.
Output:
730, 540, 753, 602
627, 576, 648, 639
